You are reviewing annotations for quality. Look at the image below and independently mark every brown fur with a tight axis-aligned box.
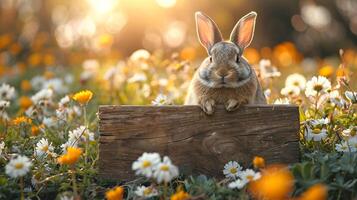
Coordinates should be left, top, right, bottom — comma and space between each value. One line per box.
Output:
185, 68, 266, 106
187, 11, 266, 114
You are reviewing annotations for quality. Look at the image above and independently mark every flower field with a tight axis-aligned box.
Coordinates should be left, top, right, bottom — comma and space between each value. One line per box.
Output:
1, 0, 357, 200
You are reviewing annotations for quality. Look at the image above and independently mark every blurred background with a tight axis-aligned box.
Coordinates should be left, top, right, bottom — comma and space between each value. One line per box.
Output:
1, 0, 357, 57
0, 0, 356, 104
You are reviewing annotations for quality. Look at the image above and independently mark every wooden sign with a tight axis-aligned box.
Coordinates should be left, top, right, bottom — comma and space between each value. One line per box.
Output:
98, 105, 300, 180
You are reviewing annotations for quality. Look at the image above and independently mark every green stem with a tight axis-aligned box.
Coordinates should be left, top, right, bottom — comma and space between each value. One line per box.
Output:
20, 176, 24, 200
71, 167, 78, 197
163, 182, 168, 199
83, 106, 87, 127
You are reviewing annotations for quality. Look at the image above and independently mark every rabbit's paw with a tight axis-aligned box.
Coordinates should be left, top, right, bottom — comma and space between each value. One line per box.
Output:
200, 99, 215, 115
225, 99, 241, 112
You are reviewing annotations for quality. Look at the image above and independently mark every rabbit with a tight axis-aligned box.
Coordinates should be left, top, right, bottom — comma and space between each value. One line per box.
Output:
185, 11, 266, 115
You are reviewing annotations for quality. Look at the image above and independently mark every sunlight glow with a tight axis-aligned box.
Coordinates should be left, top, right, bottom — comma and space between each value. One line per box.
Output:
88, 0, 118, 14
156, 0, 176, 8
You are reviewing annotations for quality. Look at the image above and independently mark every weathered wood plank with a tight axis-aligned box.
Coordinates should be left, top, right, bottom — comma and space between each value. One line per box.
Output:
98, 105, 300, 180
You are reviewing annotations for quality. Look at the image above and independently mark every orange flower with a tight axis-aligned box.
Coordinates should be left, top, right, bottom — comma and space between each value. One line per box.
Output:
31, 125, 41, 136
180, 47, 196, 61
170, 190, 190, 200
105, 186, 124, 200
19, 96, 33, 110
43, 71, 55, 80
253, 156, 265, 169
12, 116, 32, 126
298, 184, 327, 200
249, 165, 294, 200
57, 147, 82, 165
73, 90, 93, 106
28, 53, 42, 66
21, 80, 32, 92
43, 53, 55, 66
319, 65, 334, 77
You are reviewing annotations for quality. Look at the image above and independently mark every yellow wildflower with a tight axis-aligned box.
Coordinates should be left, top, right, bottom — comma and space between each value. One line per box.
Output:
31, 125, 41, 136
43, 71, 55, 80
253, 156, 265, 169
249, 165, 294, 200
105, 186, 124, 200
298, 184, 327, 200
28, 53, 42, 66
19, 96, 33, 110
171, 190, 190, 200
73, 90, 93, 106
319, 65, 334, 77
57, 147, 82, 165
43, 53, 55, 66
12, 116, 32, 126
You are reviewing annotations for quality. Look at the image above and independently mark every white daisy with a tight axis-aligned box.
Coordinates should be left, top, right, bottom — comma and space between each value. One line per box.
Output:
285, 73, 306, 90
345, 91, 357, 104
43, 78, 68, 94
239, 169, 261, 183
341, 126, 356, 138
104, 66, 118, 81
130, 49, 151, 61
132, 152, 161, 178
43, 117, 57, 128
58, 95, 71, 108
223, 161, 242, 179
310, 118, 329, 126
0, 100, 10, 121
152, 94, 171, 106
273, 98, 290, 104
335, 141, 356, 153
153, 156, 179, 183
0, 83, 16, 101
280, 85, 300, 97
61, 140, 78, 153
305, 127, 328, 141
258, 59, 281, 79
305, 76, 331, 97
35, 138, 54, 157
31, 88, 53, 105
68, 126, 95, 143
128, 73, 147, 83
0, 141, 5, 156
135, 186, 159, 198
228, 179, 248, 189
5, 155, 32, 178
31, 76, 46, 90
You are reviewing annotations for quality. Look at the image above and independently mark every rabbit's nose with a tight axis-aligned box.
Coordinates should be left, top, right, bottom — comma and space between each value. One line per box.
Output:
215, 70, 228, 78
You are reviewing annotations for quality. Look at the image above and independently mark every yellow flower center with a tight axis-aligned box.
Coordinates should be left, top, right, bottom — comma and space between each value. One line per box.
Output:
246, 175, 254, 181
313, 84, 323, 92
229, 168, 237, 174
15, 163, 24, 169
41, 145, 49, 152
160, 165, 169, 171
312, 128, 321, 134
144, 188, 152, 195
293, 81, 299, 86
142, 160, 151, 168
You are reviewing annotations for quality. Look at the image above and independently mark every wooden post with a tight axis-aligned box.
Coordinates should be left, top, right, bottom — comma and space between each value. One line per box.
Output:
98, 105, 300, 180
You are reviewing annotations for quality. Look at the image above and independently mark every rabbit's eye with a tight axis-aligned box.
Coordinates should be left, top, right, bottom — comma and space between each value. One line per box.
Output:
236, 55, 240, 63
209, 56, 212, 62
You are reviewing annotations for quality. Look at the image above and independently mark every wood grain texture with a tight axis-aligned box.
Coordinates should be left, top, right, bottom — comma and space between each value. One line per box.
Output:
98, 105, 300, 180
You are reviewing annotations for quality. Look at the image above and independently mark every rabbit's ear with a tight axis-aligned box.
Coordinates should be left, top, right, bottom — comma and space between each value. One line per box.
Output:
195, 12, 223, 54
230, 12, 257, 50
